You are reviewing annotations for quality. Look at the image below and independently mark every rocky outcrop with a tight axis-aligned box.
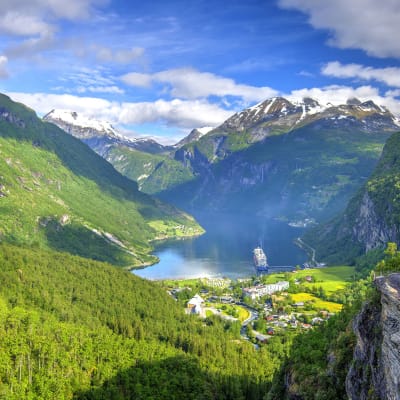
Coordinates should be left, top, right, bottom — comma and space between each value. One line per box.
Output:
353, 192, 398, 252
346, 274, 400, 400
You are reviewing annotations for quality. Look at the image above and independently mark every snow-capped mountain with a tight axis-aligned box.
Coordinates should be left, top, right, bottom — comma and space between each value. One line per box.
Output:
43, 109, 171, 155
43, 109, 120, 139
174, 126, 214, 148
216, 97, 400, 143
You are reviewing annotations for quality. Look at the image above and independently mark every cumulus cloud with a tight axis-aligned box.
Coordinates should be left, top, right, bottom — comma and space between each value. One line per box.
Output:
119, 99, 233, 128
6, 92, 233, 130
121, 67, 278, 102
0, 0, 109, 62
0, 12, 51, 36
0, 56, 9, 79
278, 0, 400, 58
287, 84, 400, 115
0, 0, 107, 35
322, 61, 400, 88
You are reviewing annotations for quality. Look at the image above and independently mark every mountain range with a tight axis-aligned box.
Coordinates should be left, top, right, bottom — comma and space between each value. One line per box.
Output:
45, 97, 400, 224
1, 92, 400, 399
0, 93, 203, 267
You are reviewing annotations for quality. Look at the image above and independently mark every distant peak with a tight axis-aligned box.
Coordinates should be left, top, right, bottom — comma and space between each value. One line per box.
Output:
347, 97, 362, 106
44, 109, 119, 138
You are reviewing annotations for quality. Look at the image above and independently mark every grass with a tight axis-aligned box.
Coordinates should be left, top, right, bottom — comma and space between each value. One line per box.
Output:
294, 266, 356, 293
161, 278, 201, 288
0, 94, 203, 266
264, 266, 355, 294
291, 293, 343, 313
236, 306, 250, 322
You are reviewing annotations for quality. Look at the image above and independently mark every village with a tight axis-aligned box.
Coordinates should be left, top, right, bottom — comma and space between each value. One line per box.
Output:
162, 266, 353, 345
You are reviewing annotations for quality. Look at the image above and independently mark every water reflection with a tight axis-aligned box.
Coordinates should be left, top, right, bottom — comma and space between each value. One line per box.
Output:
134, 214, 307, 280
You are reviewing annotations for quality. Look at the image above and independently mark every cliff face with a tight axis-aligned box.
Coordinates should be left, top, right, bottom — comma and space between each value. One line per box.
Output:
353, 192, 398, 252
306, 131, 400, 264
346, 274, 400, 400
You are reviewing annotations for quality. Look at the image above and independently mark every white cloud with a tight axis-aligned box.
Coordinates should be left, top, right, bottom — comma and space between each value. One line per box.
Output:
119, 99, 233, 128
0, 56, 9, 79
0, 0, 107, 31
121, 67, 278, 102
120, 72, 152, 88
95, 46, 145, 64
322, 61, 400, 88
287, 84, 400, 115
0, 12, 51, 36
6, 92, 233, 130
76, 85, 124, 94
5, 32, 55, 59
278, 0, 400, 58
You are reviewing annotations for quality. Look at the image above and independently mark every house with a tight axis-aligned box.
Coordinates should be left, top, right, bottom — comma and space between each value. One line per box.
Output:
305, 276, 313, 282
267, 327, 274, 335
187, 294, 205, 317
292, 301, 304, 308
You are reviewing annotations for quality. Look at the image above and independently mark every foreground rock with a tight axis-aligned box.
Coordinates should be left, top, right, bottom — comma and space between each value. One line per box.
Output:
346, 273, 400, 400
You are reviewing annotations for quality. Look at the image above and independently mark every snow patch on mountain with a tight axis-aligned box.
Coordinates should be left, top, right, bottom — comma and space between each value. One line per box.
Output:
44, 109, 120, 138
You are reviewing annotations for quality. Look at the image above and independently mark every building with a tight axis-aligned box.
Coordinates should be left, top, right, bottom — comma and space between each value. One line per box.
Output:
242, 281, 289, 300
186, 294, 205, 317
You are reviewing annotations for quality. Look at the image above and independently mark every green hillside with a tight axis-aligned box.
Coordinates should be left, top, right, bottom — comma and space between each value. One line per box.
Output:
0, 93, 203, 266
157, 125, 389, 222
0, 243, 287, 399
304, 130, 400, 265
105, 145, 195, 194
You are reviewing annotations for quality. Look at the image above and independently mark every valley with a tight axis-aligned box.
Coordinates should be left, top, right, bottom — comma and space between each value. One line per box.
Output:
2, 1, 400, 398
0, 92, 400, 399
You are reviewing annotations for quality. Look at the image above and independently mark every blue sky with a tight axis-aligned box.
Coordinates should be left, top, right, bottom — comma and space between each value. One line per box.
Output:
0, 0, 400, 143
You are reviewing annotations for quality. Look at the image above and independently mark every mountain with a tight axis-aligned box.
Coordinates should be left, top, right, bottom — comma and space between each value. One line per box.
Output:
0, 93, 203, 266
174, 126, 214, 148
43, 109, 173, 156
305, 130, 400, 264
156, 97, 400, 222
43, 109, 191, 193
43, 98, 400, 224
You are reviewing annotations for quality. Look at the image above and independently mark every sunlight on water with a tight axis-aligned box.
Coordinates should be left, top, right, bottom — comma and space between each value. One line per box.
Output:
134, 215, 307, 280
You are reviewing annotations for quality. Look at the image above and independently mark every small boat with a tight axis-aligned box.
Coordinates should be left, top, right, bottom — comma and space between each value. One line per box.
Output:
253, 247, 268, 273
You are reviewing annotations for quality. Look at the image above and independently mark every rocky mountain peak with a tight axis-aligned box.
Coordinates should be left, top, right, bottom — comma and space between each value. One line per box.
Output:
43, 109, 119, 139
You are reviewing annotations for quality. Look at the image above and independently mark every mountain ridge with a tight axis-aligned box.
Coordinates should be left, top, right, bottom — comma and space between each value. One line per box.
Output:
0, 93, 203, 266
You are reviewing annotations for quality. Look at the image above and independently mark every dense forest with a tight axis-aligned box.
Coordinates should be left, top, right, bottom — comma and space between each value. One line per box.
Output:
0, 243, 298, 399
0, 241, 382, 399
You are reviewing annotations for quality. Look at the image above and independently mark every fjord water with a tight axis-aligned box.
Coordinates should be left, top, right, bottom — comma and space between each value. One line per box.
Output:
134, 213, 307, 280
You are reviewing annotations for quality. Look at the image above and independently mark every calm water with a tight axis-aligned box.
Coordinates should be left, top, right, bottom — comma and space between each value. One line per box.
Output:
133, 214, 307, 280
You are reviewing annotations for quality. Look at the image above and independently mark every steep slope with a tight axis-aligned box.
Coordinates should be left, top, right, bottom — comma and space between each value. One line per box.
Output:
43, 109, 190, 193
0, 243, 285, 399
306, 130, 400, 264
346, 274, 400, 400
44, 98, 400, 224
0, 93, 203, 266
43, 109, 172, 155
157, 98, 399, 222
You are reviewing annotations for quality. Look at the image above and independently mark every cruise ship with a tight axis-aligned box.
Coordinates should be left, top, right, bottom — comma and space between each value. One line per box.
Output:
253, 247, 269, 273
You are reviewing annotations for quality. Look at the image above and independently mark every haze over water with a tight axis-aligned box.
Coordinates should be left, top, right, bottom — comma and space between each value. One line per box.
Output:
134, 214, 307, 280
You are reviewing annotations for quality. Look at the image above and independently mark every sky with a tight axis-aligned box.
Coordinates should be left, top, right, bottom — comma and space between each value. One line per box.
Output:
0, 0, 400, 144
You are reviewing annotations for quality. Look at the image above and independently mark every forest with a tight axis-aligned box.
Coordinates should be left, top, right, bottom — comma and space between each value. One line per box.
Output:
0, 241, 384, 399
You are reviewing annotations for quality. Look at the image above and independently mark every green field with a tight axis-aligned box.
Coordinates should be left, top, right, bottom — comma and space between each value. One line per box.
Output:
264, 266, 355, 294
291, 293, 343, 313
